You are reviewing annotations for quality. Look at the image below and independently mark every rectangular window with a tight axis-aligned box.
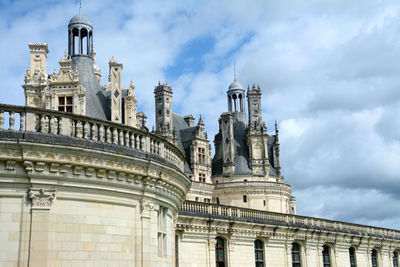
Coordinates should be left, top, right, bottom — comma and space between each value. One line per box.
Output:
58, 96, 73, 112
372, 250, 378, 267
198, 147, 206, 165
243, 195, 247, 203
323, 245, 330, 267
393, 252, 399, 267
349, 247, 356, 267
254, 240, 264, 267
199, 173, 206, 183
292, 243, 301, 267
158, 207, 167, 257
215, 237, 225, 267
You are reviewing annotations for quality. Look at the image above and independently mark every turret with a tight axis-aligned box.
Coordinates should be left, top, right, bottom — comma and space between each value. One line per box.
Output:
154, 81, 173, 139
247, 84, 264, 133
22, 43, 49, 108
124, 80, 138, 127
68, 14, 93, 58
273, 121, 282, 178
108, 57, 123, 123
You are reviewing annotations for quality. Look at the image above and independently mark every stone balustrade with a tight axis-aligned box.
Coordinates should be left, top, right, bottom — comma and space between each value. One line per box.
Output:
179, 200, 400, 240
0, 104, 185, 171
214, 180, 291, 191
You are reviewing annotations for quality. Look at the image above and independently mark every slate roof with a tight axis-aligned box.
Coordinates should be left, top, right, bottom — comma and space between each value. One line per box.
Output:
72, 56, 108, 120
173, 113, 195, 174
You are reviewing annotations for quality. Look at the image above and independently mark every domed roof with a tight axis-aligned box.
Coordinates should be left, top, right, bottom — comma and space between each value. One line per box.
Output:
228, 81, 244, 91
69, 15, 91, 26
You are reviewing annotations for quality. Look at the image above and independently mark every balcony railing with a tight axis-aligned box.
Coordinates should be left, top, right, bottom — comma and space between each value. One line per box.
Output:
179, 201, 400, 240
214, 180, 291, 191
0, 104, 185, 171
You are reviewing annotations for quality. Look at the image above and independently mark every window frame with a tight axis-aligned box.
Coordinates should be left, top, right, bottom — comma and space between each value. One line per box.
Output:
215, 237, 226, 267
371, 249, 378, 267
349, 247, 356, 267
291, 242, 301, 267
322, 245, 331, 267
393, 251, 399, 267
254, 239, 264, 267
58, 96, 73, 113
157, 206, 168, 257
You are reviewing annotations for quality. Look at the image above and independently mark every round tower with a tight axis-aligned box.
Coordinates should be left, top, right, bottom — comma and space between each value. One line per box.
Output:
68, 14, 93, 58
227, 81, 245, 113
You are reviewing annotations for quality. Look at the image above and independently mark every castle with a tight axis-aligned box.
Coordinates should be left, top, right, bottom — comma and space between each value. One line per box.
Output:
0, 12, 399, 267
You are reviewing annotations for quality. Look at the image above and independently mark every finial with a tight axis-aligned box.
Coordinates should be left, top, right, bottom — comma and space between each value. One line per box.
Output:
64, 49, 67, 58
257, 84, 260, 90
158, 80, 161, 86
129, 79, 135, 90
79, 0, 82, 15
233, 61, 236, 82
198, 115, 204, 125
165, 80, 168, 85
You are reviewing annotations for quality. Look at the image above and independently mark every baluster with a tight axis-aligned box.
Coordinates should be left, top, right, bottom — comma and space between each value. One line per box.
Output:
40, 115, 46, 133
106, 127, 112, 143
140, 136, 145, 151
130, 133, 135, 148
8, 112, 15, 130
91, 123, 97, 141
76, 121, 83, 138
112, 128, 118, 145
19, 112, 25, 131
124, 131, 129, 147
119, 130, 124, 146
135, 134, 140, 149
0, 111, 4, 130
50, 116, 57, 134
98, 125, 105, 142
71, 120, 76, 137
83, 122, 89, 139
57, 117, 62, 135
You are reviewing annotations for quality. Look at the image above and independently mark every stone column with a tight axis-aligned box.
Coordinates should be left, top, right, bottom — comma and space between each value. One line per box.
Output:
27, 188, 56, 267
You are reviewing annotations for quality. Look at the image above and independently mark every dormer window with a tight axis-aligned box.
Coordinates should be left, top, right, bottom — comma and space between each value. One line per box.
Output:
58, 96, 73, 112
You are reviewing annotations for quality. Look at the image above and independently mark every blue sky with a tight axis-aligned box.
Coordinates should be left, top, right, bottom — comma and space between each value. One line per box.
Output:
1, 0, 400, 230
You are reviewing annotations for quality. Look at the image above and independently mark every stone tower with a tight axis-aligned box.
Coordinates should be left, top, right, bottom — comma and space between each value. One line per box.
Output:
246, 84, 269, 176
212, 80, 295, 214
22, 43, 49, 108
154, 81, 173, 139
68, 14, 107, 120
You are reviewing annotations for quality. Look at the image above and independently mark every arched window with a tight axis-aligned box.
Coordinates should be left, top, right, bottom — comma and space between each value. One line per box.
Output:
349, 247, 356, 267
371, 249, 378, 267
215, 237, 226, 267
254, 239, 264, 267
322, 245, 331, 267
393, 251, 399, 267
291, 242, 301, 267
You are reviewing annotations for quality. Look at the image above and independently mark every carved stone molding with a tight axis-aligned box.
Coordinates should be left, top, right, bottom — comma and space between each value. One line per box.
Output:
140, 200, 154, 218
29, 188, 56, 210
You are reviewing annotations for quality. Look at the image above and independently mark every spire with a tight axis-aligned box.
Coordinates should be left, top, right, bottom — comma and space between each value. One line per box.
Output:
79, 0, 82, 15
128, 80, 135, 95
198, 115, 204, 126
234, 61, 236, 82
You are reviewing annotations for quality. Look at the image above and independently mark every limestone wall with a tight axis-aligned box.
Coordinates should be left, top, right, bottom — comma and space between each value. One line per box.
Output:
177, 201, 400, 267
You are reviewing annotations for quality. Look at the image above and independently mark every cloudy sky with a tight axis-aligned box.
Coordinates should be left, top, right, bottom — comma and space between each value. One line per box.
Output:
1, 0, 399, 229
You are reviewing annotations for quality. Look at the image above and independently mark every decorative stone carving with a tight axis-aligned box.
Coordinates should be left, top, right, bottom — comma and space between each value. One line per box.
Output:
29, 188, 56, 210
140, 200, 154, 218
5, 160, 16, 171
